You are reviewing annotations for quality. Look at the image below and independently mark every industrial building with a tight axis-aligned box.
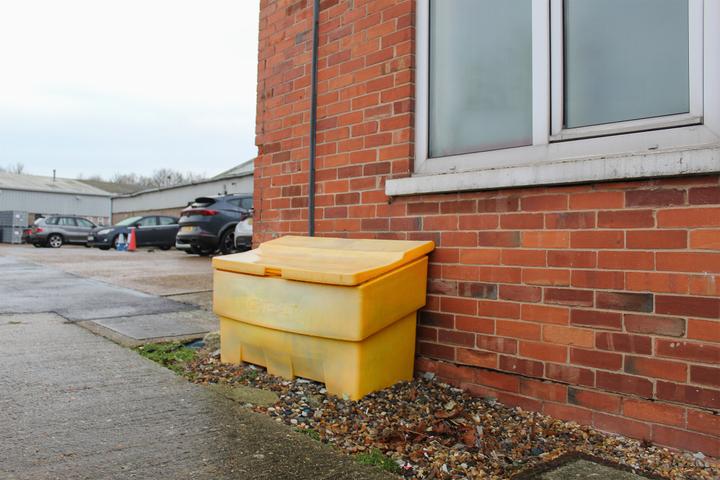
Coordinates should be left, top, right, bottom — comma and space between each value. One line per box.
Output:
0, 172, 115, 226
111, 159, 254, 223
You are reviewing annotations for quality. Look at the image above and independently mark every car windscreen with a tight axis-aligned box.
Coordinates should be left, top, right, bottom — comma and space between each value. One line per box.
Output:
115, 216, 143, 226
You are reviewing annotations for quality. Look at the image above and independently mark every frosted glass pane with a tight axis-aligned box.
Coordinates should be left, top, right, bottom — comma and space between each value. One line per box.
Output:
429, 0, 532, 158
564, 0, 689, 128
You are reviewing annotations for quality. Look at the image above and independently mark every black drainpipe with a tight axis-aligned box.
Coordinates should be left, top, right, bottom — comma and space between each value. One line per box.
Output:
308, 0, 320, 236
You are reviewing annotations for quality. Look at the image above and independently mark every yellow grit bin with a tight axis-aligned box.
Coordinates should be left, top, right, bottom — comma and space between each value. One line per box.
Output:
212, 235, 435, 400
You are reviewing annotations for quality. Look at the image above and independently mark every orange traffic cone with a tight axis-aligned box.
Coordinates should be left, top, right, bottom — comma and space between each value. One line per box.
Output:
128, 227, 137, 252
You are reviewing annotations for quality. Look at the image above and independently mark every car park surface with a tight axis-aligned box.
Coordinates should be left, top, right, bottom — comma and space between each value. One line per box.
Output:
0, 243, 213, 296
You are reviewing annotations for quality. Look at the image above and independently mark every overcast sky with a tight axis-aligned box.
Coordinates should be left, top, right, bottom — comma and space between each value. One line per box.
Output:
0, 0, 259, 179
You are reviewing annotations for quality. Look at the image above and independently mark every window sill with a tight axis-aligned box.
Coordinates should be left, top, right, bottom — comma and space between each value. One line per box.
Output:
385, 143, 720, 196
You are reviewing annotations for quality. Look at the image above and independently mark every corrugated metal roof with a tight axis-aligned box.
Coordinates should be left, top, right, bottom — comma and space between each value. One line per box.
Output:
212, 158, 255, 179
77, 179, 142, 194
115, 159, 256, 199
0, 172, 112, 196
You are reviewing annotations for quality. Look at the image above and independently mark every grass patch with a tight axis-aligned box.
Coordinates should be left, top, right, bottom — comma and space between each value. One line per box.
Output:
355, 448, 400, 474
135, 342, 196, 375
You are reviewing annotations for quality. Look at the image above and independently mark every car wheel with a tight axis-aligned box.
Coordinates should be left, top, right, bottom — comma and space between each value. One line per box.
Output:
99, 246, 110, 251
159, 245, 171, 251
47, 234, 63, 248
111, 235, 119, 249
218, 229, 235, 255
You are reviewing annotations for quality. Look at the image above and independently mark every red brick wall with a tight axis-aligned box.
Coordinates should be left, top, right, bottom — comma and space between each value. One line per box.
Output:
254, 0, 720, 456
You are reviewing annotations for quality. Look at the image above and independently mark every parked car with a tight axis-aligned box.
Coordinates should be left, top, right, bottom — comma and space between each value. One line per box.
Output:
176, 194, 253, 255
234, 209, 253, 251
27, 215, 97, 248
88, 215, 179, 250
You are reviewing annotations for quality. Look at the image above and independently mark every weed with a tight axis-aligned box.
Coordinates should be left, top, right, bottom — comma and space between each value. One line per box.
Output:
241, 368, 259, 381
295, 427, 321, 441
355, 448, 400, 474
135, 342, 196, 375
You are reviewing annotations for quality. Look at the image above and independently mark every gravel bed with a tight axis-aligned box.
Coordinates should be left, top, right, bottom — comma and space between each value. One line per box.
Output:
184, 351, 718, 480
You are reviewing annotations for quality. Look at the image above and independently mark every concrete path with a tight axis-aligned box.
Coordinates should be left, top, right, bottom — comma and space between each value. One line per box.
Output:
0, 256, 389, 479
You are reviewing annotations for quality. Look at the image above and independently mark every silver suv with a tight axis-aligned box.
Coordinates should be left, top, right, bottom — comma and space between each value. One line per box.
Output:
28, 215, 97, 248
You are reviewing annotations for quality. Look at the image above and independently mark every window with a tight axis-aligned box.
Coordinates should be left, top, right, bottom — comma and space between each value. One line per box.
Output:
554, 0, 701, 139
115, 216, 143, 227
137, 217, 158, 227
240, 197, 254, 210
158, 217, 176, 225
429, 0, 532, 157
58, 217, 76, 226
76, 218, 94, 228
563, 0, 690, 129
386, 0, 720, 196
228, 197, 254, 210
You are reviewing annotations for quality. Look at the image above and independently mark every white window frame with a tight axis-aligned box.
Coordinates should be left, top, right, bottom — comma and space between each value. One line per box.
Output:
386, 0, 720, 196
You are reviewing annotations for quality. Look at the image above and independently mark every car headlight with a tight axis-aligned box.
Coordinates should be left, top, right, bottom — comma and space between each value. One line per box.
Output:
96, 229, 111, 235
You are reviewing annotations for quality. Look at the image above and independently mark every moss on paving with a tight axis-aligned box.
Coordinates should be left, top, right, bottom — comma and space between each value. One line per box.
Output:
355, 449, 401, 474
135, 342, 196, 375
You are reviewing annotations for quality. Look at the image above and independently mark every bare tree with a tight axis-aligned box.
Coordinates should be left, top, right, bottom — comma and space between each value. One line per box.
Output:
107, 169, 207, 188
148, 168, 185, 188
1, 162, 26, 174
110, 172, 141, 185
10, 163, 25, 174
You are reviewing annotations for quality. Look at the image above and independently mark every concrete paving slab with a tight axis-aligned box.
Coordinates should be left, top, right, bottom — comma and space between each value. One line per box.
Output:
0, 313, 391, 480
165, 291, 214, 310
512, 453, 658, 480
91, 309, 218, 341
539, 459, 650, 479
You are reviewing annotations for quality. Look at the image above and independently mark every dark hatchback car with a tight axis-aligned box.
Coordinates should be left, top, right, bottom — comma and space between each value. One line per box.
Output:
88, 215, 180, 250
176, 194, 253, 255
